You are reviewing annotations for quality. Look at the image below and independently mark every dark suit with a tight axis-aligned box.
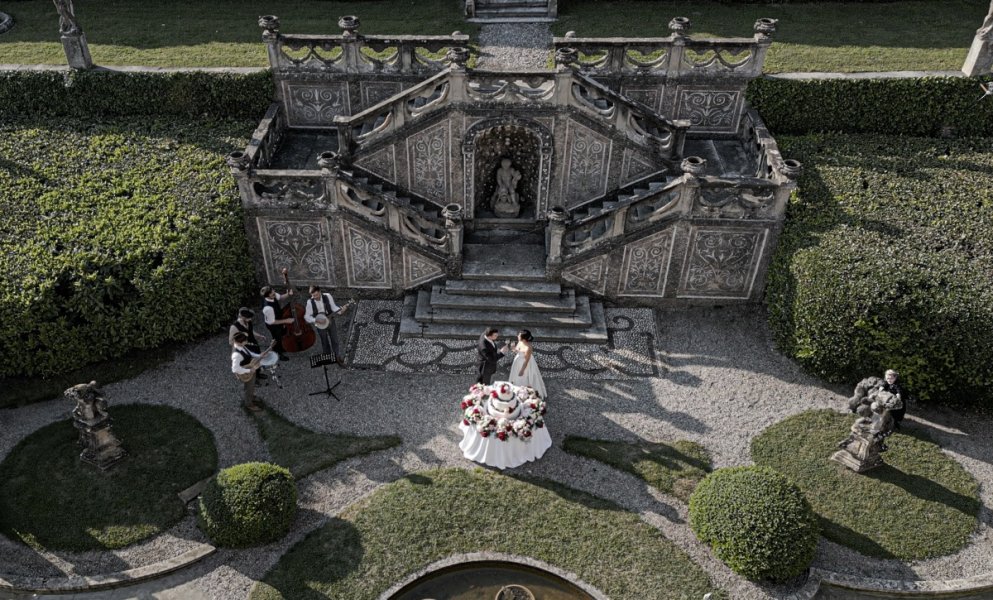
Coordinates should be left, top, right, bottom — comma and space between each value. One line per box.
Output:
476, 334, 505, 385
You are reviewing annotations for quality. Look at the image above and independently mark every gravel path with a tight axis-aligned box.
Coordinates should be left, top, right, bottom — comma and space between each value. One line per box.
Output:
475, 24, 552, 70
2, 305, 992, 600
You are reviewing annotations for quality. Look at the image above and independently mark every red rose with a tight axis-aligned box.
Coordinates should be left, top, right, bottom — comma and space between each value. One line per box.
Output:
497, 431, 507, 441
523, 430, 532, 437
490, 391, 498, 398
462, 419, 470, 426
540, 408, 547, 415
480, 430, 490, 438
536, 421, 544, 428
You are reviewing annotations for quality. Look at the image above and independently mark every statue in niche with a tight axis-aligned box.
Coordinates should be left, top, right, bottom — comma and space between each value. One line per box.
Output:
53, 0, 81, 35
491, 158, 522, 218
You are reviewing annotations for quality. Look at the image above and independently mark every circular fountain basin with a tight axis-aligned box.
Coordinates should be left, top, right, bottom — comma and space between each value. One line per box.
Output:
388, 560, 596, 600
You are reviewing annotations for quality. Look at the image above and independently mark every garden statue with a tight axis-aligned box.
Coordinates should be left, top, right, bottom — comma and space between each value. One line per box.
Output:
491, 158, 522, 218
963, 0, 993, 75
67, 381, 126, 470
831, 374, 904, 473
52, 0, 92, 69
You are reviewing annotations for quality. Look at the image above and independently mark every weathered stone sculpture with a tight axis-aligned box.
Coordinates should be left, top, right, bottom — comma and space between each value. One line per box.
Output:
491, 158, 522, 218
831, 376, 903, 473
67, 381, 126, 470
53, 0, 92, 69
964, 0, 993, 75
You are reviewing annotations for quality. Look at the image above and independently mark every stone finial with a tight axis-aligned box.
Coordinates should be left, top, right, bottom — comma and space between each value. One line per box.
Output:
564, 31, 576, 39
226, 151, 250, 171
258, 15, 280, 42
669, 16, 691, 38
0, 11, 14, 35
443, 203, 463, 226
779, 158, 802, 180
317, 150, 341, 171
447, 46, 471, 70
546, 205, 570, 223
554, 47, 578, 69
681, 156, 707, 175
338, 15, 360, 39
754, 18, 778, 41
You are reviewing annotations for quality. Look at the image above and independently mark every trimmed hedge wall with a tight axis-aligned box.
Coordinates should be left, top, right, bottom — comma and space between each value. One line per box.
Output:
748, 75, 993, 137
0, 69, 272, 120
0, 117, 256, 378
766, 133, 993, 404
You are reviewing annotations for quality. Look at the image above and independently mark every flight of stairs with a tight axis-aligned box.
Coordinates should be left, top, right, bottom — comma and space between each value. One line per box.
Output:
399, 228, 608, 343
468, 0, 555, 22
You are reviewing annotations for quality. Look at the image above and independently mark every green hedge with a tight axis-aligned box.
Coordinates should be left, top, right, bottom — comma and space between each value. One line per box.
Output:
0, 117, 256, 378
0, 69, 272, 120
766, 133, 993, 404
198, 462, 297, 547
748, 75, 993, 137
689, 466, 818, 582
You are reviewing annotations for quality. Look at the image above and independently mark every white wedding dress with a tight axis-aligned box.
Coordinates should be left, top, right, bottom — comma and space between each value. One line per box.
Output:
509, 344, 547, 399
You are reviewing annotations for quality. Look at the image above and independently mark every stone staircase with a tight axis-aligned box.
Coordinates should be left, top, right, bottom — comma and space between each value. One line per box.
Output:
399, 228, 608, 343
468, 0, 556, 22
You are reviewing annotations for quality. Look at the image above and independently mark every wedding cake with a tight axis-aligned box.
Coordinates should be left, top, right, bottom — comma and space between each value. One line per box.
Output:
487, 382, 522, 420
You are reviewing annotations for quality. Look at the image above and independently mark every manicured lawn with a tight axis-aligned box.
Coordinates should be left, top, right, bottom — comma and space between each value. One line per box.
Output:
0, 0, 474, 67
562, 436, 711, 502
554, 0, 985, 73
0, 404, 217, 551
751, 409, 980, 560
251, 468, 724, 600
251, 407, 400, 479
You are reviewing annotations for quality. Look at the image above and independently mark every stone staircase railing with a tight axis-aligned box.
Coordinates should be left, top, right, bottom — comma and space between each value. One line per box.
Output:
567, 170, 674, 225
553, 16, 778, 79
259, 15, 469, 75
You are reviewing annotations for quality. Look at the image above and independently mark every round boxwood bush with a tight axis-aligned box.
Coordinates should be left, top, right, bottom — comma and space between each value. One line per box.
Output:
198, 462, 297, 547
689, 466, 818, 582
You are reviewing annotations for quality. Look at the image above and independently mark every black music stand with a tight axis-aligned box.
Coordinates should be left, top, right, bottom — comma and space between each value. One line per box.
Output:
309, 353, 341, 401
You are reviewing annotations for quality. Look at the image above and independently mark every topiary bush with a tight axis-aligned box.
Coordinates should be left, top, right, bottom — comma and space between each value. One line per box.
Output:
198, 462, 297, 548
689, 466, 818, 582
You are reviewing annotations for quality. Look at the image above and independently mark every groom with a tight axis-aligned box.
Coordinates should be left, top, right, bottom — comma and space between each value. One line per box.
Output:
476, 327, 510, 385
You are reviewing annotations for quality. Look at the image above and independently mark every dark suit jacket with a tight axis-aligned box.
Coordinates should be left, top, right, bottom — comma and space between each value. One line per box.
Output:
476, 334, 505, 377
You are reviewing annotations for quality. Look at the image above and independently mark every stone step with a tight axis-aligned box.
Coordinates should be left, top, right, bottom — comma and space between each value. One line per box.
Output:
443, 278, 562, 298
478, 0, 548, 5
465, 228, 545, 245
417, 291, 593, 328
431, 286, 575, 312
467, 16, 557, 23
462, 243, 546, 281
400, 295, 608, 343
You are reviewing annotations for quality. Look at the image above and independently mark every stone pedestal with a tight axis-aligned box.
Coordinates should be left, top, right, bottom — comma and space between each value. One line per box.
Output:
831, 427, 883, 473
61, 32, 93, 69
963, 35, 993, 76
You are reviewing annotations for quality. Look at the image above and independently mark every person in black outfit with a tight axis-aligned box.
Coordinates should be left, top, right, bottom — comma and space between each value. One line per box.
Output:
476, 327, 509, 385
228, 307, 267, 379
881, 369, 906, 427
260, 286, 294, 361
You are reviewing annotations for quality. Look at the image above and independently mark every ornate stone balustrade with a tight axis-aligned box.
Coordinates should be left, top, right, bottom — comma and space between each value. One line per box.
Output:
260, 15, 469, 75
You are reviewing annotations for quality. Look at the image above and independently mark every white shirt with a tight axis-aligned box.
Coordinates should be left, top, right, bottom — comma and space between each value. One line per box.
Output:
262, 292, 290, 325
304, 293, 341, 324
231, 345, 259, 375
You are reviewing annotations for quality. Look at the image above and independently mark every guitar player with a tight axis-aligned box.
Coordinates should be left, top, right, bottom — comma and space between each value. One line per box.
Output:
231, 331, 267, 412
303, 285, 350, 364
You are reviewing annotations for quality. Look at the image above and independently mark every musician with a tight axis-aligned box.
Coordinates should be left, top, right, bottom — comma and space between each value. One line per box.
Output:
304, 285, 346, 362
231, 332, 264, 412
228, 308, 268, 380
260, 286, 294, 361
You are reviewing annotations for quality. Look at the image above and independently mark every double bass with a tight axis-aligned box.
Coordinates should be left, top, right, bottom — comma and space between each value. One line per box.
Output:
279, 268, 316, 353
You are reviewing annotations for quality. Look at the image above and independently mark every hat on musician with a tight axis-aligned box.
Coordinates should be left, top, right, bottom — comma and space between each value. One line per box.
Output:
260, 286, 274, 298
238, 307, 255, 319
308, 285, 322, 295
232, 332, 249, 344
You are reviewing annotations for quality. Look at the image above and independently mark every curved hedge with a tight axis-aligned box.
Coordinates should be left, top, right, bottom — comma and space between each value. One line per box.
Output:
766, 134, 993, 403
198, 462, 297, 547
689, 466, 818, 582
0, 117, 255, 377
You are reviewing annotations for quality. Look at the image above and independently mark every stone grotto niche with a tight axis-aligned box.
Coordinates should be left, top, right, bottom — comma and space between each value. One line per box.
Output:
473, 126, 542, 219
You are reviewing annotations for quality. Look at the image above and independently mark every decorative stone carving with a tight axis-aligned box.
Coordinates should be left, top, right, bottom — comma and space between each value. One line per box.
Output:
563, 121, 610, 206
620, 148, 658, 185
678, 228, 765, 298
491, 158, 523, 218
675, 88, 741, 133
402, 247, 445, 288
620, 87, 661, 112
67, 381, 126, 471
284, 83, 349, 128
619, 229, 673, 297
831, 376, 905, 472
562, 255, 609, 295
407, 121, 450, 203
258, 218, 334, 285
342, 220, 391, 288
252, 178, 325, 206
361, 81, 403, 109
355, 144, 397, 184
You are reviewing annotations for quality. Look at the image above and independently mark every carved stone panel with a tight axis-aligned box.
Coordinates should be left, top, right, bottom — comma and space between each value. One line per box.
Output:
562, 120, 611, 207
402, 247, 445, 288
562, 255, 609, 296
618, 229, 674, 297
620, 148, 658, 186
407, 121, 450, 203
675, 87, 742, 133
341, 220, 392, 289
283, 82, 350, 128
355, 145, 397, 184
360, 81, 403, 110
257, 218, 334, 286
620, 86, 662, 112
678, 227, 767, 299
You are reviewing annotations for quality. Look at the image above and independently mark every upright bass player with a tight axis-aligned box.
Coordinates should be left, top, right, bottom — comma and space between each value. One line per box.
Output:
260, 285, 295, 361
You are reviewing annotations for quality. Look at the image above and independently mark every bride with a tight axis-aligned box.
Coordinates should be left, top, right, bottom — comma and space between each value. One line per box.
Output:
509, 329, 547, 399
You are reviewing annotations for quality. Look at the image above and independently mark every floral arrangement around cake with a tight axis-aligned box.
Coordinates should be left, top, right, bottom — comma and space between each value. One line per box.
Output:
461, 382, 546, 442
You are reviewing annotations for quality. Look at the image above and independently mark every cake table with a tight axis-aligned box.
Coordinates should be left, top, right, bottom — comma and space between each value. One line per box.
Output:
458, 381, 551, 470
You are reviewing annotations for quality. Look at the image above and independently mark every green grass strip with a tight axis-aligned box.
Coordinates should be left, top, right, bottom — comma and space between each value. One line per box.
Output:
252, 468, 724, 600
251, 408, 400, 479
0, 404, 217, 551
562, 436, 711, 502
751, 409, 980, 560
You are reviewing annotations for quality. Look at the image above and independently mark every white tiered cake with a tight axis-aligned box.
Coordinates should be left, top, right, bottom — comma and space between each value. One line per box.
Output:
488, 383, 522, 419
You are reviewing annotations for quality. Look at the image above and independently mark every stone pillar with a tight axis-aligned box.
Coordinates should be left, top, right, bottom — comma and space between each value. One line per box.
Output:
666, 17, 690, 76
447, 46, 470, 104
53, 0, 92, 69
259, 15, 281, 69
554, 47, 577, 106
226, 151, 253, 207
678, 156, 706, 214
339, 15, 362, 73
545, 206, 569, 278
443, 203, 464, 276
772, 158, 802, 216
751, 18, 778, 77
317, 151, 342, 214
963, 1, 993, 76
831, 424, 884, 473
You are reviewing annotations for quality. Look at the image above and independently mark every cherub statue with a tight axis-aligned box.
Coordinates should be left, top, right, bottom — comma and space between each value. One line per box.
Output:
67, 380, 107, 423
841, 373, 904, 452
53, 0, 81, 35
491, 158, 522, 218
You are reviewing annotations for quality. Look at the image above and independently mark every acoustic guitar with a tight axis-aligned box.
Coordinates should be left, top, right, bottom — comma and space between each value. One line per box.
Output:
235, 341, 277, 383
